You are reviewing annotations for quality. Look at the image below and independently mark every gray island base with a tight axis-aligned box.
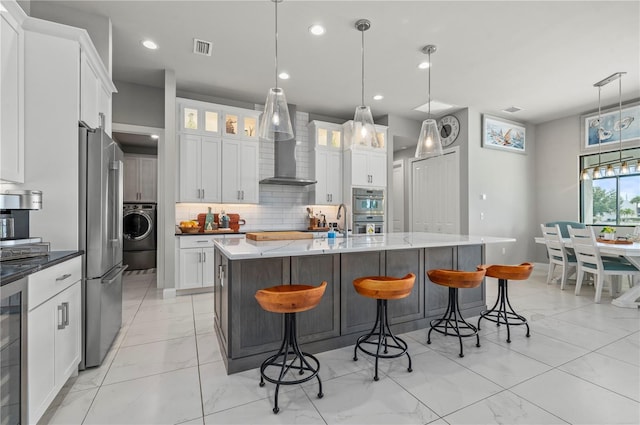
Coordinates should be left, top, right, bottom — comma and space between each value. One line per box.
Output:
212, 232, 515, 374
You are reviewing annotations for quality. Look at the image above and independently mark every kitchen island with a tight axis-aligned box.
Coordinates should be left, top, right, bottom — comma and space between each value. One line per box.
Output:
212, 232, 515, 374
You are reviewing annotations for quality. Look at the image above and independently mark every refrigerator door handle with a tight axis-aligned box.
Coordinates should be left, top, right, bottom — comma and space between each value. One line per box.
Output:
103, 264, 128, 285
109, 159, 124, 246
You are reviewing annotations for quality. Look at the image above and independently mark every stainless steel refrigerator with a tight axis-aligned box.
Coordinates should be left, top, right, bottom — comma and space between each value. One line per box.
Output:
79, 119, 127, 368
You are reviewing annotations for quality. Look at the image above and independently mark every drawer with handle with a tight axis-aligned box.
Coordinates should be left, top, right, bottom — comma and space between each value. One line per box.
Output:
28, 256, 82, 311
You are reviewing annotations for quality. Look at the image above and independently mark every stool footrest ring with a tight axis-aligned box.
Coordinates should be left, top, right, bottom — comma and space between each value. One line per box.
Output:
353, 299, 412, 381
477, 278, 530, 343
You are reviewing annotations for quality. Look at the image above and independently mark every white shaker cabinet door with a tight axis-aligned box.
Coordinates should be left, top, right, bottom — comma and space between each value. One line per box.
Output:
179, 248, 203, 289
200, 137, 222, 203
179, 134, 202, 202
238, 141, 259, 203
54, 282, 82, 386
27, 300, 56, 423
138, 157, 158, 202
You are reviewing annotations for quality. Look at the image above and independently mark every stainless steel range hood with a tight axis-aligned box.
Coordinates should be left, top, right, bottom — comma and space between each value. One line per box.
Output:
259, 105, 317, 186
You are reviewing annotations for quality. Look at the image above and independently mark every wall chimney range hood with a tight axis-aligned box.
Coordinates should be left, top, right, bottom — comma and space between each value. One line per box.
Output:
259, 104, 317, 186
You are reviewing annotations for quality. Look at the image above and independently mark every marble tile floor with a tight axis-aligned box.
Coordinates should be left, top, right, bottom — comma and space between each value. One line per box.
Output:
39, 265, 640, 425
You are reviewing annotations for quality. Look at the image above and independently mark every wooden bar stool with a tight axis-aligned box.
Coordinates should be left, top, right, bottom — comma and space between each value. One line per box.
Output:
255, 281, 327, 414
352, 273, 416, 381
426, 267, 487, 357
477, 263, 534, 343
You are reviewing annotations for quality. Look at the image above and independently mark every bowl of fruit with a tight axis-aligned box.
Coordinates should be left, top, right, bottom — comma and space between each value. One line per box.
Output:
179, 220, 201, 233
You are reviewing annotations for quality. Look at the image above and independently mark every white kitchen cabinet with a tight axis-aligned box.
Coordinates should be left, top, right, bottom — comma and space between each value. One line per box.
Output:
222, 108, 260, 141
176, 236, 216, 289
178, 99, 221, 136
308, 121, 343, 205
309, 120, 342, 150
221, 139, 259, 203
345, 149, 387, 188
0, 4, 24, 183
27, 257, 82, 424
124, 154, 157, 202
342, 121, 387, 151
178, 134, 222, 203
313, 148, 342, 205
80, 50, 112, 135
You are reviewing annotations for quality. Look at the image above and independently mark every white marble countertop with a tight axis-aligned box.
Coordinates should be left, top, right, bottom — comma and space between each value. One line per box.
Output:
213, 232, 516, 260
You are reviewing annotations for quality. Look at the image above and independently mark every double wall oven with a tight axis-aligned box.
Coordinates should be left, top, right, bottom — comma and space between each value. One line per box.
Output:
352, 188, 385, 234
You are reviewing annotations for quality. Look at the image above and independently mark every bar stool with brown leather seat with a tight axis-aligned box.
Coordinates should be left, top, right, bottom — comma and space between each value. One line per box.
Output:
352, 273, 416, 381
426, 266, 487, 357
477, 263, 534, 343
255, 281, 327, 414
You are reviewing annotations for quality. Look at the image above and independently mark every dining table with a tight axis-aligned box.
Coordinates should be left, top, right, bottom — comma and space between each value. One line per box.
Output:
535, 237, 640, 309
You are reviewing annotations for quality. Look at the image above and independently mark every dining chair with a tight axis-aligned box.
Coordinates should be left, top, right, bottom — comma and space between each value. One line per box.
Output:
540, 224, 577, 289
568, 226, 640, 303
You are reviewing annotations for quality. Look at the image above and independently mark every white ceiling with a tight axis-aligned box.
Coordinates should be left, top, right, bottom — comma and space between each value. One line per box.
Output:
33, 1, 640, 149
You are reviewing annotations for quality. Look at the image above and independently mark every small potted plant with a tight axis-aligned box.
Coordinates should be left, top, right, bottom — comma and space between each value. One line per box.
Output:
600, 226, 616, 240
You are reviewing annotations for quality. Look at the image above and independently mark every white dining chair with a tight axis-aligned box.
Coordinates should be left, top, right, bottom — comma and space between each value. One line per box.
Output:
540, 224, 577, 289
568, 226, 640, 303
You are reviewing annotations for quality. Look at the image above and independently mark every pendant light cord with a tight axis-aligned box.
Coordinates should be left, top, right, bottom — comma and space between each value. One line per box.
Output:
427, 49, 432, 118
361, 27, 365, 107
597, 86, 602, 168
274, 0, 279, 90
618, 76, 622, 163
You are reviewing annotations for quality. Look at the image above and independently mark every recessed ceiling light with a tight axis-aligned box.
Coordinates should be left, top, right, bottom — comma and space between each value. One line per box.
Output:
150, 134, 159, 139
418, 61, 430, 69
373, 94, 384, 101
141, 39, 158, 50
278, 72, 290, 80
309, 24, 325, 36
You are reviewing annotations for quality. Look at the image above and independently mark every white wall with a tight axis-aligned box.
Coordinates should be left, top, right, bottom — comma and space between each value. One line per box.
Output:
467, 108, 537, 265
533, 115, 582, 261
113, 81, 164, 129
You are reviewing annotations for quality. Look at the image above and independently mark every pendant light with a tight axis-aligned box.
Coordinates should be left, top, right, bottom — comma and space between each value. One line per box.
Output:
584, 72, 632, 180
415, 45, 443, 159
352, 19, 376, 147
258, 0, 294, 142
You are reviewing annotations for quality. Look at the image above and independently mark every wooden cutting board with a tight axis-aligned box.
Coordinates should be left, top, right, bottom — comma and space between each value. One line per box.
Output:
246, 231, 313, 241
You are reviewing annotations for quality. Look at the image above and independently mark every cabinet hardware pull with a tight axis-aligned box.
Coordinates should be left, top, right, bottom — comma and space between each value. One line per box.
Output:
63, 302, 70, 327
56, 273, 72, 281
57, 304, 65, 329
202, 189, 205, 198
196, 240, 208, 243
203, 252, 206, 262
241, 190, 244, 200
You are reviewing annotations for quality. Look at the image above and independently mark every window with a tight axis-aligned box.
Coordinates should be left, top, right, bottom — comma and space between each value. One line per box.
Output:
580, 147, 640, 225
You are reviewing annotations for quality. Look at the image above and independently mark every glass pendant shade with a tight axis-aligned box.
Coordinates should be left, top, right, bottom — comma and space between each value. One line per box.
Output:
353, 105, 376, 147
593, 167, 602, 179
620, 161, 629, 174
581, 168, 590, 180
605, 164, 615, 176
415, 118, 443, 158
259, 87, 294, 141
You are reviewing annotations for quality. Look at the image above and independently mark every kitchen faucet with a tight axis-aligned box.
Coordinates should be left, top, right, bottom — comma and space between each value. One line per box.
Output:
337, 203, 348, 238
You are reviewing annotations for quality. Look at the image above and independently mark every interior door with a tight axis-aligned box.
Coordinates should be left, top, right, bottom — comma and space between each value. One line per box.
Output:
411, 149, 459, 234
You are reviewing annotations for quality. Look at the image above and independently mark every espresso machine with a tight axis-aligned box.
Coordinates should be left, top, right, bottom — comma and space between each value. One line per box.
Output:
0, 190, 47, 259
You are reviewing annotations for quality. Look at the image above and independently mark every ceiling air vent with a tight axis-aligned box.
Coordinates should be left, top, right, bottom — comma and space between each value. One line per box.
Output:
193, 38, 212, 56
502, 106, 522, 113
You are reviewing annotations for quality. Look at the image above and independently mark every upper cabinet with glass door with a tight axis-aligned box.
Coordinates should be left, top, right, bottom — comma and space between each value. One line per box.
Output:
177, 98, 261, 140
178, 98, 221, 136
342, 120, 387, 151
308, 121, 343, 150
222, 107, 260, 141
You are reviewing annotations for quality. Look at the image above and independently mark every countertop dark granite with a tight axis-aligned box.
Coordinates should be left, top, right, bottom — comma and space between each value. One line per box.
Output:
0, 251, 83, 287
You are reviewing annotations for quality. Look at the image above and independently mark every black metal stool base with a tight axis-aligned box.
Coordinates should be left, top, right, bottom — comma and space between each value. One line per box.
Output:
478, 278, 529, 343
428, 287, 479, 357
259, 313, 323, 414
353, 299, 412, 381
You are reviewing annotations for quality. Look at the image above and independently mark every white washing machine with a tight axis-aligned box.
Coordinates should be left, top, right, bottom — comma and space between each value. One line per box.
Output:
123, 203, 156, 270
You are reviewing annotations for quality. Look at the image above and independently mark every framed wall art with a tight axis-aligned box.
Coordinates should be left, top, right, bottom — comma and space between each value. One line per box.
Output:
581, 101, 640, 152
482, 114, 526, 154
